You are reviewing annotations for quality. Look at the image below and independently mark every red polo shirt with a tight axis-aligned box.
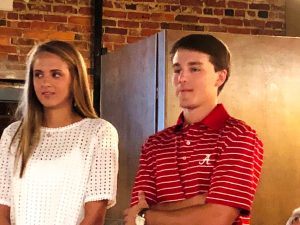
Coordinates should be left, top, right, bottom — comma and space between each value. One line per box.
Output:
131, 104, 264, 225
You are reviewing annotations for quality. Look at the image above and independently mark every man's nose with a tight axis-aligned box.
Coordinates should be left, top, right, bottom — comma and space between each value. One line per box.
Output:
178, 70, 188, 83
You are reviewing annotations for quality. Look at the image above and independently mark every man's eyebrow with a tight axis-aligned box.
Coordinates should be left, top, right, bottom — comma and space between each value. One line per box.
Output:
188, 61, 203, 66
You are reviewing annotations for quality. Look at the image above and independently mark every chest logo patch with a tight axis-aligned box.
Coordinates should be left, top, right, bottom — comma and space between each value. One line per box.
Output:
199, 154, 211, 165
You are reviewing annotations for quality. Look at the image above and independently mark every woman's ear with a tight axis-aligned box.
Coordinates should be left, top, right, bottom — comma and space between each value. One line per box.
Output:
215, 69, 227, 88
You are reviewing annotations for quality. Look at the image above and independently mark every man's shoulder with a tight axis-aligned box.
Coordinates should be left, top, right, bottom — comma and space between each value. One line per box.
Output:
225, 116, 258, 136
144, 124, 177, 145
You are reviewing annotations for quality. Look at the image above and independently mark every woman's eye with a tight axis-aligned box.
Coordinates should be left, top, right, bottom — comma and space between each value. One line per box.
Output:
52, 72, 61, 78
34, 72, 42, 78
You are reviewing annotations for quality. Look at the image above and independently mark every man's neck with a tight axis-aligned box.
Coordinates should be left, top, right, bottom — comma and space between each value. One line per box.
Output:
183, 102, 218, 124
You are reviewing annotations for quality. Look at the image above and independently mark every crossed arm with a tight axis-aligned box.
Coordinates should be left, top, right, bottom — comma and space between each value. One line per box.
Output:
0, 205, 10, 225
124, 192, 239, 225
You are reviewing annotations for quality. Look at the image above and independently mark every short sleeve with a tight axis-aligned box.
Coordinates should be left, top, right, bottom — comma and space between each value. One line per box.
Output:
0, 127, 14, 207
85, 121, 119, 208
206, 129, 264, 215
130, 139, 157, 207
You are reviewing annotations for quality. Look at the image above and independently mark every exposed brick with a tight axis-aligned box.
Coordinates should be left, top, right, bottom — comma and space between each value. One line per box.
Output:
170, 5, 181, 12
102, 19, 117, 27
225, 9, 234, 16
102, 34, 126, 43
175, 15, 198, 23
127, 36, 143, 43
199, 16, 220, 24
105, 27, 127, 35
18, 22, 31, 29
161, 22, 182, 30
180, 0, 203, 6
13, 2, 26, 11
214, 8, 223, 15
151, 13, 174, 21
0, 53, 7, 61
227, 1, 248, 9
0, 45, 17, 54
8, 54, 19, 61
128, 28, 140, 36
157, 0, 178, 3
27, 3, 52, 12
68, 16, 91, 26
227, 27, 250, 34
71, 41, 88, 50
7, 21, 18, 29
0, 27, 22, 36
11, 38, 35, 46
0, 37, 10, 45
221, 18, 243, 26
207, 25, 227, 32
249, 3, 270, 10
66, 0, 79, 4
103, 0, 113, 8
0, 19, 6, 26
7, 13, 18, 20
0, 11, 6, 19
43, 0, 54, 3
44, 15, 68, 23
125, 4, 137, 10
271, 4, 284, 11
235, 10, 245, 17
20, 14, 44, 21
258, 11, 268, 18
265, 21, 284, 29
53, 5, 77, 14
251, 19, 265, 28
203, 8, 213, 15
79, 7, 92, 15
20, 46, 33, 54
103, 10, 127, 19
141, 28, 160, 36
6, 64, 26, 70
205, 0, 225, 7
247, 10, 256, 17
118, 20, 139, 28
23, 30, 49, 40
128, 12, 150, 20
141, 22, 160, 29
183, 24, 204, 31
79, 0, 90, 5
31, 21, 57, 30
48, 32, 75, 40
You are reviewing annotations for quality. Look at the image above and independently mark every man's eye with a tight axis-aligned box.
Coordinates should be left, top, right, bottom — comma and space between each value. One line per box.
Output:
191, 67, 200, 72
173, 69, 181, 74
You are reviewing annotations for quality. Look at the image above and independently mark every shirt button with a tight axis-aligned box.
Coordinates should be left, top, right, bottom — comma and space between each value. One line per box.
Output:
186, 140, 191, 145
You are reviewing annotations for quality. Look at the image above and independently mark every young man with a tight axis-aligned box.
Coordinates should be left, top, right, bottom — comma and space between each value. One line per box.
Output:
124, 34, 264, 225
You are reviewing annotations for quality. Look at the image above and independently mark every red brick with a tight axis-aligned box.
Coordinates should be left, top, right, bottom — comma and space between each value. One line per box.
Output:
265, 21, 284, 29
118, 20, 139, 28
221, 18, 243, 26
0, 45, 17, 54
0, 53, 7, 60
71, 41, 88, 50
31, 21, 57, 30
0, 27, 22, 36
141, 28, 160, 36
271, 4, 284, 11
180, 0, 203, 6
7, 21, 18, 28
44, 15, 68, 23
43, 0, 54, 3
227, 27, 250, 34
103, 10, 127, 19
23, 30, 49, 40
11, 38, 35, 46
235, 10, 245, 17
28, 3, 52, 12
18, 22, 31, 29
8, 54, 19, 61
0, 19, 7, 26
53, 5, 77, 14
20, 46, 33, 54
183, 24, 204, 31
128, 12, 150, 20
128, 29, 140, 36
66, 0, 79, 3
207, 25, 227, 32
175, 15, 198, 23
227, 1, 248, 9
79, 7, 92, 15
105, 27, 127, 35
79, 0, 90, 5
68, 16, 91, 26
161, 22, 182, 30
48, 32, 75, 40
13, 2, 26, 11
151, 13, 174, 21
103, 0, 113, 8
170, 5, 181, 12
249, 3, 270, 10
20, 14, 44, 21
214, 8, 223, 15
6, 64, 26, 70
7, 13, 18, 20
205, 0, 225, 7
127, 36, 143, 44
157, 0, 179, 3
133, 0, 154, 2
141, 22, 160, 29
199, 16, 220, 24
103, 19, 117, 27
0, 12, 6, 19
102, 34, 126, 43
247, 11, 256, 17
0, 37, 10, 45
251, 19, 265, 28
103, 42, 114, 52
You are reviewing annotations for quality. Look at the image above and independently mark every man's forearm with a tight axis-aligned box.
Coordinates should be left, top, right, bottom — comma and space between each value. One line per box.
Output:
145, 203, 239, 225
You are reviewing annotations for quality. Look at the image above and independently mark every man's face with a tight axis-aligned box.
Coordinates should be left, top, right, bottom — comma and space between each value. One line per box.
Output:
172, 49, 226, 110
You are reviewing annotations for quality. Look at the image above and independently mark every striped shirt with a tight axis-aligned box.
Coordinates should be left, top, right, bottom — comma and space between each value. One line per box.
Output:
130, 104, 264, 225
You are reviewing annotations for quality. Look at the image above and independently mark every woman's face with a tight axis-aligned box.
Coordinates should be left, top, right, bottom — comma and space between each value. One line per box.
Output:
33, 52, 73, 112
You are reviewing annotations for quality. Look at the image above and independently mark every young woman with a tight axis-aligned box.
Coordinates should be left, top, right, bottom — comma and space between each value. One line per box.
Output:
0, 40, 119, 225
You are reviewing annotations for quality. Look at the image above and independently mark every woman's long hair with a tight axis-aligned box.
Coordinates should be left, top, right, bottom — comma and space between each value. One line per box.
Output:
12, 40, 98, 177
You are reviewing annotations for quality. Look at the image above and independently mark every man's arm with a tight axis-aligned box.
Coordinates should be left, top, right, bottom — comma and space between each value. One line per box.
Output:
0, 205, 10, 225
80, 200, 108, 225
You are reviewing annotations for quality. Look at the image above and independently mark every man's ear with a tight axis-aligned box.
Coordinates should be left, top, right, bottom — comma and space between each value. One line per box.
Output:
215, 69, 227, 88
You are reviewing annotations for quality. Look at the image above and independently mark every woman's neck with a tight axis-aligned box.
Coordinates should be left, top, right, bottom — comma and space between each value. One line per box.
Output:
43, 107, 82, 128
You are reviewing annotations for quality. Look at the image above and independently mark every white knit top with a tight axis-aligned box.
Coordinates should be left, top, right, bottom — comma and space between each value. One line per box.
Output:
0, 118, 119, 225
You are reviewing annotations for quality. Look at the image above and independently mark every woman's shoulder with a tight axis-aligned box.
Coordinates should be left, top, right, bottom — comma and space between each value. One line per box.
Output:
84, 118, 118, 135
2, 120, 21, 137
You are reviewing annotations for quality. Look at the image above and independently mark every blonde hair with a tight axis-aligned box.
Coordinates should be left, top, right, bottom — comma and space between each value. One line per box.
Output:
12, 40, 98, 177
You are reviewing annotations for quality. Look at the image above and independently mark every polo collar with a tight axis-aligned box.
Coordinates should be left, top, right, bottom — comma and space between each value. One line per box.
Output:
175, 104, 230, 131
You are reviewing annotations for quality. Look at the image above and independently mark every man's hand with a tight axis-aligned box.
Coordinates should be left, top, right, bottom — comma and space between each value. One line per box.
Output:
124, 192, 149, 225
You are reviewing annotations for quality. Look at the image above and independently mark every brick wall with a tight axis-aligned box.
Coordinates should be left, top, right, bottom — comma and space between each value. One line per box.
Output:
103, 0, 286, 51
0, 0, 92, 81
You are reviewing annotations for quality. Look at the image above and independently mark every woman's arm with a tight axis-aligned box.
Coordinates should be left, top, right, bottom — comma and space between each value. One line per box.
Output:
0, 205, 10, 225
80, 200, 108, 225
